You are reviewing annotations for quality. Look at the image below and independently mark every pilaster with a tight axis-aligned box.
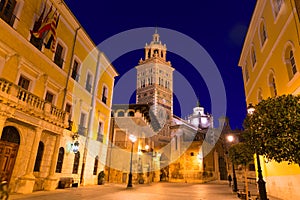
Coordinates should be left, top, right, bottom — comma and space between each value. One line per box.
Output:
44, 135, 61, 190
16, 127, 43, 194
0, 115, 7, 138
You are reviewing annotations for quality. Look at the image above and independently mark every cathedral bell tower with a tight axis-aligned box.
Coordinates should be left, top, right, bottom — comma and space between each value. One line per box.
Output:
136, 30, 174, 125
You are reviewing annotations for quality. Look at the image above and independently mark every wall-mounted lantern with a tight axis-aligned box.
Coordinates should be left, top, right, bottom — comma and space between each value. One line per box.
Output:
71, 132, 80, 154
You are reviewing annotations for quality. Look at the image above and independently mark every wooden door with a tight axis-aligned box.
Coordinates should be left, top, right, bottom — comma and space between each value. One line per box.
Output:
0, 141, 19, 183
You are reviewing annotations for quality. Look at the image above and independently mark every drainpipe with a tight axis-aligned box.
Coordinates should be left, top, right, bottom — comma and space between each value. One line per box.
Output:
62, 26, 81, 110
81, 49, 102, 185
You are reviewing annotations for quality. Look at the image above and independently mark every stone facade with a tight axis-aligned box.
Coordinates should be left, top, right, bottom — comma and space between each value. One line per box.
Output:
0, 0, 117, 194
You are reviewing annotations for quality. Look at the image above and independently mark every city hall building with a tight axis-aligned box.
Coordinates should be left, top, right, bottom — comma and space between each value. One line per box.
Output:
0, 0, 117, 194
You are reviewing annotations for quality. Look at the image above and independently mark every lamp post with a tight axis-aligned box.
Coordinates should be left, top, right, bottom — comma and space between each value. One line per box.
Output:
127, 134, 137, 188
226, 135, 238, 192
247, 104, 268, 200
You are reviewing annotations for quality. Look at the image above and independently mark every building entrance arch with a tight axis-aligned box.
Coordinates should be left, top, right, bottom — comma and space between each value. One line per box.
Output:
0, 126, 20, 183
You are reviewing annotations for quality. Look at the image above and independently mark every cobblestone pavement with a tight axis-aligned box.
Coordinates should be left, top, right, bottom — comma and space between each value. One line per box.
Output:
10, 181, 240, 200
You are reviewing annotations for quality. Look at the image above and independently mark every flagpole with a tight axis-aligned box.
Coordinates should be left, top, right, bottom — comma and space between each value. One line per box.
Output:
61, 26, 81, 110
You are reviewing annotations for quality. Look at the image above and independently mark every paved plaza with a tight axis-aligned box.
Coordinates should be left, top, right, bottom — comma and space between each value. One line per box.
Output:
10, 181, 240, 200
9, 181, 284, 200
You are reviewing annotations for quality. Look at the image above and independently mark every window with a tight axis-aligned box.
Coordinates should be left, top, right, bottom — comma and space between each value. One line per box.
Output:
71, 60, 80, 81
190, 152, 194, 156
30, 34, 43, 50
0, 0, 16, 26
251, 47, 256, 68
128, 111, 135, 117
244, 63, 249, 82
269, 73, 277, 97
78, 113, 87, 136
72, 151, 80, 174
118, 111, 124, 117
289, 50, 297, 76
45, 91, 54, 104
284, 45, 298, 80
34, 141, 44, 172
102, 86, 108, 104
85, 73, 93, 92
65, 103, 72, 118
97, 122, 103, 142
93, 156, 99, 175
18, 75, 30, 90
55, 147, 64, 173
259, 21, 267, 46
273, 0, 283, 18
54, 43, 64, 68
175, 136, 178, 150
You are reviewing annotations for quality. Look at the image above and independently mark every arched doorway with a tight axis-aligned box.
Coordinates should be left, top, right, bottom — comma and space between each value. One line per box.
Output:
0, 126, 20, 183
159, 153, 169, 182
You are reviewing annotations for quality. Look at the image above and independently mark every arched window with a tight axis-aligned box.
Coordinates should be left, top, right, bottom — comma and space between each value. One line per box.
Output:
289, 50, 297, 76
34, 141, 44, 172
272, 0, 283, 18
284, 45, 298, 80
55, 147, 64, 173
251, 46, 256, 68
118, 111, 125, 117
244, 63, 250, 82
128, 111, 135, 117
259, 20, 267, 46
93, 156, 99, 175
268, 73, 277, 97
72, 151, 80, 174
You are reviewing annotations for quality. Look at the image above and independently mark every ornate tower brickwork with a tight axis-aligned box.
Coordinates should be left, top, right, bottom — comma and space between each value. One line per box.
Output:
136, 31, 174, 126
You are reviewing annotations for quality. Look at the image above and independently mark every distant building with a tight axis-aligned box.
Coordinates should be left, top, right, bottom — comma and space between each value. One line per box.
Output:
108, 31, 228, 184
239, 0, 300, 199
0, 0, 117, 194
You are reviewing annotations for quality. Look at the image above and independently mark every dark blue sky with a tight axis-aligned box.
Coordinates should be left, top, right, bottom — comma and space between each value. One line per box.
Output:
64, 1, 256, 129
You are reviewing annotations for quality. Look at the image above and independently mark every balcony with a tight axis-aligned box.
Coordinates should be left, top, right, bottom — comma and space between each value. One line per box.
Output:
0, 78, 68, 128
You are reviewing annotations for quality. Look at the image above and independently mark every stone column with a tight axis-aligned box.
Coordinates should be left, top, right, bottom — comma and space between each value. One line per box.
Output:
214, 150, 220, 180
16, 127, 43, 194
0, 115, 7, 138
44, 134, 61, 190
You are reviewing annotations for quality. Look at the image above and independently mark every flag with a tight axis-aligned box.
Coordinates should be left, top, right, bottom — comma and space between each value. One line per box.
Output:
44, 11, 60, 52
30, 2, 52, 38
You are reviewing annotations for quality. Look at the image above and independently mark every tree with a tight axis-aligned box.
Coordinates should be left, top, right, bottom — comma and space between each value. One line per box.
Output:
243, 94, 300, 165
228, 143, 254, 166
228, 142, 254, 200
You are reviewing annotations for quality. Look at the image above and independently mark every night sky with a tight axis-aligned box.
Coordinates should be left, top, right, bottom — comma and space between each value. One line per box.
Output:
64, 0, 257, 130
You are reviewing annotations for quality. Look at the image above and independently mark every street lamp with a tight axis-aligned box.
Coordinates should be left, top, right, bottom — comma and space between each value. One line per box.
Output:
247, 104, 268, 200
127, 134, 137, 188
226, 134, 238, 192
